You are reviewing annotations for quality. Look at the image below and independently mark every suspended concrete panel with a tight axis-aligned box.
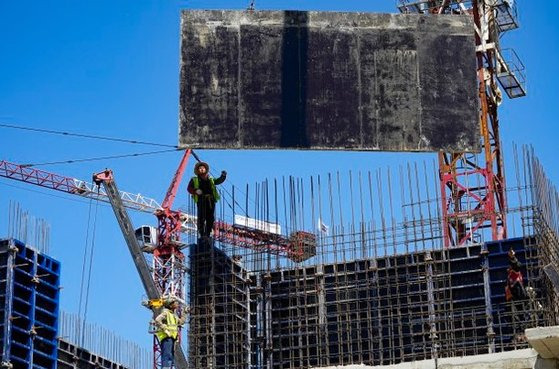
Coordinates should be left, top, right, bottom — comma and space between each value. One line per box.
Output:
179, 10, 479, 152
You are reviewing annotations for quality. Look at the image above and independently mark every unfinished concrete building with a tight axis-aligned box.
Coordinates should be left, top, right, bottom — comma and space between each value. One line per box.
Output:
0, 238, 151, 369
187, 149, 559, 369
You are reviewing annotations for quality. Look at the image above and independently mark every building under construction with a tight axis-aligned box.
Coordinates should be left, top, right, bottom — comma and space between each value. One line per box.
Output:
3, 147, 558, 369
0, 236, 151, 369
4, 0, 558, 369
185, 1, 538, 367
187, 148, 559, 369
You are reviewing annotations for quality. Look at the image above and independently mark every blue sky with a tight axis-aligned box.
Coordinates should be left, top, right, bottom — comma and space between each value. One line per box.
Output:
0, 0, 557, 353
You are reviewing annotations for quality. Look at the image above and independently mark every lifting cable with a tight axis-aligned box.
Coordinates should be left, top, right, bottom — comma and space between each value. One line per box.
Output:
80, 197, 99, 347
75, 197, 94, 343
2, 120, 252, 218
76, 196, 100, 347
21, 148, 182, 168
0, 122, 178, 148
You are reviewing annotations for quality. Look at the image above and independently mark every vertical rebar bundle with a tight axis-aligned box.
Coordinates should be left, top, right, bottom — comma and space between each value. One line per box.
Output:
58, 311, 152, 369
7, 200, 50, 254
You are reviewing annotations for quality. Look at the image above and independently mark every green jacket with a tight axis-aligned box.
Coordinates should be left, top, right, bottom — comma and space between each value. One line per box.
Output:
155, 309, 183, 341
191, 176, 221, 203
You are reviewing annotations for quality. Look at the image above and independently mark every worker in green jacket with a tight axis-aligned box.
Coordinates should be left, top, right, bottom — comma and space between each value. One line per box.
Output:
187, 161, 227, 238
155, 299, 188, 369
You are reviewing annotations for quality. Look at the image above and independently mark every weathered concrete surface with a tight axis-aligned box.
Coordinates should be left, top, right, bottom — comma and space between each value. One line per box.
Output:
527, 326, 559, 359
316, 348, 556, 368
179, 10, 480, 152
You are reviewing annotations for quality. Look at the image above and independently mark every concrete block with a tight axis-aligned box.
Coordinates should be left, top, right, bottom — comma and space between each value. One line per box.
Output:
179, 10, 480, 153
526, 326, 559, 359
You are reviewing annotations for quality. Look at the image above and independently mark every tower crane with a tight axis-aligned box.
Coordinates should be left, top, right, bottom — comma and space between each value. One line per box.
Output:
0, 149, 316, 369
0, 154, 313, 260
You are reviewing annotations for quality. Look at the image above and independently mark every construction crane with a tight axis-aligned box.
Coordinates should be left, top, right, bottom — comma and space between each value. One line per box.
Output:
397, 0, 526, 246
1, 156, 192, 369
0, 150, 316, 368
0, 157, 314, 260
92, 156, 191, 369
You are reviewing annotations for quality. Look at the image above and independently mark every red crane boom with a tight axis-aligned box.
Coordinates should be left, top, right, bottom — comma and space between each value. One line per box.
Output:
0, 157, 314, 259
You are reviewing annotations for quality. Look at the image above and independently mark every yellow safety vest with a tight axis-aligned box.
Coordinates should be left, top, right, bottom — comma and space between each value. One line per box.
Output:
192, 177, 220, 203
156, 311, 178, 341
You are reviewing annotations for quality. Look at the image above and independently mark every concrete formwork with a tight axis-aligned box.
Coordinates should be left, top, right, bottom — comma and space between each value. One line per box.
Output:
0, 238, 60, 369
57, 339, 129, 369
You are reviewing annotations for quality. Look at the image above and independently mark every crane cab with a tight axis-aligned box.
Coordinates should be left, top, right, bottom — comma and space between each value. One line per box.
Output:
135, 225, 158, 252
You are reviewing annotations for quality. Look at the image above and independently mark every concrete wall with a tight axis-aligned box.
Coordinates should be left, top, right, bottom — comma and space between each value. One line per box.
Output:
179, 10, 479, 152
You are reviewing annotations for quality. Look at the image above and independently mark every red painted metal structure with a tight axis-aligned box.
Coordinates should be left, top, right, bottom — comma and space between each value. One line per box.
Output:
437, 0, 505, 247
0, 156, 309, 258
213, 222, 315, 262
151, 149, 191, 369
0, 159, 163, 213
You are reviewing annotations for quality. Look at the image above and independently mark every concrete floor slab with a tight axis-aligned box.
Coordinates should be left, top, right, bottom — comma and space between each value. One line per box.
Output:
526, 325, 559, 359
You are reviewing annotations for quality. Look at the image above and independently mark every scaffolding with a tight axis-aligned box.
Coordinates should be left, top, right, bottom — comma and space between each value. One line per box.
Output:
186, 147, 559, 369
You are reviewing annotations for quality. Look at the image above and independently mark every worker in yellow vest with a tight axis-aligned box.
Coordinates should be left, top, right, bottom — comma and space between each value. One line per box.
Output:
155, 299, 188, 369
187, 161, 227, 238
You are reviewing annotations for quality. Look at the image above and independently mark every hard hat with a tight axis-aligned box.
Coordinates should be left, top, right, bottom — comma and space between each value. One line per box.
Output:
164, 298, 177, 308
194, 162, 209, 175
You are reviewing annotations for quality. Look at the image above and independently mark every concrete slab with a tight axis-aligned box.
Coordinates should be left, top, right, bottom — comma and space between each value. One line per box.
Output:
315, 348, 555, 369
526, 325, 559, 359
179, 10, 480, 153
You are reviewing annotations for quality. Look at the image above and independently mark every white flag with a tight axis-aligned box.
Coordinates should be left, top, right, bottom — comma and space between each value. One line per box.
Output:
317, 218, 329, 235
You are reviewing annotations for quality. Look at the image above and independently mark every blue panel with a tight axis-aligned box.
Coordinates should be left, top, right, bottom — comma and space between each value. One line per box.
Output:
485, 237, 536, 302
0, 238, 60, 369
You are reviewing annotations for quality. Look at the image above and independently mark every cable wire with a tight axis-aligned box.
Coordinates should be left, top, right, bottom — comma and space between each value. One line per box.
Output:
76, 197, 94, 346
80, 198, 100, 348
0, 122, 179, 148
21, 148, 182, 167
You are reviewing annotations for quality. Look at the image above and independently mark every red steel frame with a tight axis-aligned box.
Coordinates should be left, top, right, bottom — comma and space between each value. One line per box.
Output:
0, 160, 90, 193
0, 158, 308, 258
151, 149, 192, 369
213, 222, 314, 261
438, 0, 507, 247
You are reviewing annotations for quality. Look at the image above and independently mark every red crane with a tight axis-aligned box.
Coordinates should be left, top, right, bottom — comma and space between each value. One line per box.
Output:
0, 151, 316, 368
0, 155, 314, 259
